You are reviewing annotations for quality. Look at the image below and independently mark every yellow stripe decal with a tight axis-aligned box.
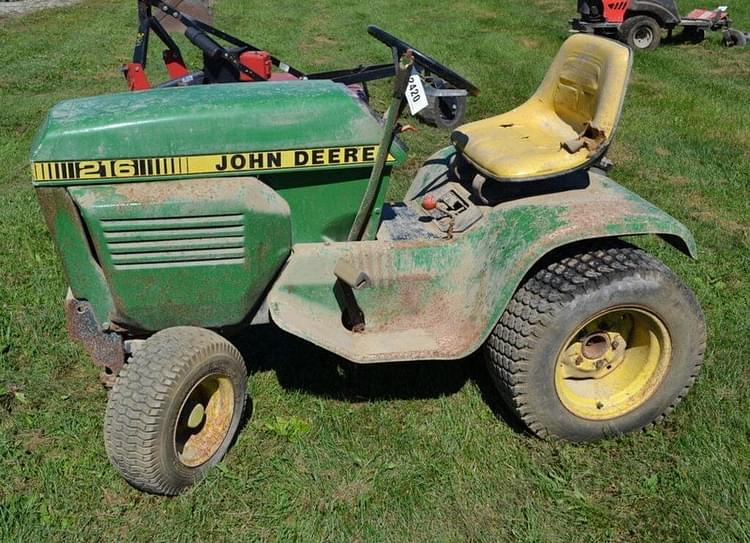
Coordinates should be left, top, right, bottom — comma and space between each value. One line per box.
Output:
31, 145, 396, 183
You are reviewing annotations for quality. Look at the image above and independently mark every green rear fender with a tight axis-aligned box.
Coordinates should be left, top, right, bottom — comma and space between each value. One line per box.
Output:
268, 152, 697, 363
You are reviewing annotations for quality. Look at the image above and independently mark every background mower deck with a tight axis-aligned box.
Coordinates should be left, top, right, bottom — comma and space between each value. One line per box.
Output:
571, 1, 748, 49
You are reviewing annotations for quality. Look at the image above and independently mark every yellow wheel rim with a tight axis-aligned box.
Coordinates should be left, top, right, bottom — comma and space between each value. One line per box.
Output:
174, 373, 234, 467
554, 308, 672, 420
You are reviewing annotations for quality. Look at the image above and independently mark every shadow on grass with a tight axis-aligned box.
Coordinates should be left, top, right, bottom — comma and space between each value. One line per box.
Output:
234, 324, 529, 436
662, 32, 717, 47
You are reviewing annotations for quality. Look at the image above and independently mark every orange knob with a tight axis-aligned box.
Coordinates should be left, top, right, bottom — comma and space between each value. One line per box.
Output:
422, 194, 437, 210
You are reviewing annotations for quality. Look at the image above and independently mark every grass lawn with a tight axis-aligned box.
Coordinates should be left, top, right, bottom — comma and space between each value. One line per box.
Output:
1, 0, 749, 540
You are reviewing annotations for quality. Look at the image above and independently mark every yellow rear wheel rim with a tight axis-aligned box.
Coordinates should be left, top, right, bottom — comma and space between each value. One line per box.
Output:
174, 373, 235, 467
554, 308, 672, 420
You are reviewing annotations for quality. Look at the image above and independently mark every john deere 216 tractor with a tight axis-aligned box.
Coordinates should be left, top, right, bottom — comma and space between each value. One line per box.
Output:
31, 13, 705, 495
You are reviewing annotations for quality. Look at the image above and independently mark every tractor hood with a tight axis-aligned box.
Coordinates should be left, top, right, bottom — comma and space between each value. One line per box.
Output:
30, 80, 406, 185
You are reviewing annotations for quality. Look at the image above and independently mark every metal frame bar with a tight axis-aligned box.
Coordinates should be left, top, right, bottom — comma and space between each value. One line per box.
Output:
132, 0, 468, 91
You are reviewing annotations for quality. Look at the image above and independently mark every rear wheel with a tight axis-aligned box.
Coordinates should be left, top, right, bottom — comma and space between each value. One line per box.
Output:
620, 16, 662, 50
104, 326, 247, 495
724, 29, 747, 48
484, 241, 705, 441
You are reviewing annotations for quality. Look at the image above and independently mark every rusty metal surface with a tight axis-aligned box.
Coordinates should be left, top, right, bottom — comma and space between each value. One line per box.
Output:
268, 149, 696, 364
64, 291, 124, 387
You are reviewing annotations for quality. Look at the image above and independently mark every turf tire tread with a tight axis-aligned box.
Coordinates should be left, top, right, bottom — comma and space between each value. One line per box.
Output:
104, 326, 245, 495
485, 241, 705, 439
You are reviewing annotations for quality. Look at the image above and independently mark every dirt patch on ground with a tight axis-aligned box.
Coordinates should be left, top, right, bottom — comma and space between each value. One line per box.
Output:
691, 210, 749, 238
0, 0, 83, 18
665, 175, 690, 186
0, 0, 212, 23
682, 190, 750, 239
520, 37, 542, 49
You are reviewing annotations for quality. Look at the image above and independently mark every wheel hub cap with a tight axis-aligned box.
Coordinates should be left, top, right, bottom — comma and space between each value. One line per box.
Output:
555, 308, 672, 420
174, 373, 234, 467
634, 28, 654, 48
561, 330, 627, 379
186, 403, 206, 429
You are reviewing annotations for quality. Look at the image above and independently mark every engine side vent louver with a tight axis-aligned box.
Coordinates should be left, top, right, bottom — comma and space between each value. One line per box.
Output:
101, 214, 245, 269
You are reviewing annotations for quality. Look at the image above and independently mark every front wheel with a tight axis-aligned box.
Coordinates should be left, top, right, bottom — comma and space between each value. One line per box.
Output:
104, 327, 247, 495
724, 29, 747, 48
620, 16, 662, 50
484, 241, 705, 442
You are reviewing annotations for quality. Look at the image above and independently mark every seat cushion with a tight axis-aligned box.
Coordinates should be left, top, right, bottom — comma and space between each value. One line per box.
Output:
452, 107, 588, 182
452, 34, 632, 182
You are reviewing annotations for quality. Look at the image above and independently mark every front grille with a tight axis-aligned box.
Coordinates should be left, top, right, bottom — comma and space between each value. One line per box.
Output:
101, 214, 245, 269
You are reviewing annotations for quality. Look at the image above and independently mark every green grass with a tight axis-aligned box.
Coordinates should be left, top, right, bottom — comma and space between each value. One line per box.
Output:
1, 0, 749, 540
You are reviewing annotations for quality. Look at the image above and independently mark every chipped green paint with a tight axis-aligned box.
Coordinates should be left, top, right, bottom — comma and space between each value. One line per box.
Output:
32, 80, 402, 245
31, 80, 406, 169
268, 153, 696, 363
31, 81, 696, 358
36, 188, 116, 321
31, 79, 407, 331
68, 177, 291, 331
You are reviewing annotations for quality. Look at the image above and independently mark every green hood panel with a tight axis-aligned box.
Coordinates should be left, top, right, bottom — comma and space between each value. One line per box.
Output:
67, 176, 292, 331
30, 80, 406, 165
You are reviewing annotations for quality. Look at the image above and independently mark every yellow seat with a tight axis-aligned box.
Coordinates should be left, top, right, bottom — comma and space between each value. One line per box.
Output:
452, 34, 632, 182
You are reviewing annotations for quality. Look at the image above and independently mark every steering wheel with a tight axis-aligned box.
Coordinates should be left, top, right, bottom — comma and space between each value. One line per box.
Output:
367, 25, 480, 97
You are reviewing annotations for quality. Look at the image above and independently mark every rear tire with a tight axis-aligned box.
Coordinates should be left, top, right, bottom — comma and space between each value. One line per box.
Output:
620, 16, 662, 50
724, 29, 747, 48
104, 327, 247, 495
484, 241, 705, 442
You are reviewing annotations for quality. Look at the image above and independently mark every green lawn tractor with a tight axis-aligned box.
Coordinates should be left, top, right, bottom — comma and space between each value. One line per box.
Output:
31, 27, 706, 495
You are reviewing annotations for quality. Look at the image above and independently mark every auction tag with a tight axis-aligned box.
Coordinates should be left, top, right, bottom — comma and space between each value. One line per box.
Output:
406, 70, 429, 116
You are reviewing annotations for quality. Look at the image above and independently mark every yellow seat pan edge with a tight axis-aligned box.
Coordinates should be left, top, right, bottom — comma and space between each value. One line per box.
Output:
452, 34, 632, 182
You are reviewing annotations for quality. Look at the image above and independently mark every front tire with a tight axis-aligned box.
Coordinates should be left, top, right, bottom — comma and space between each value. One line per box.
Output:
724, 29, 747, 48
620, 16, 662, 50
104, 327, 247, 495
484, 241, 705, 442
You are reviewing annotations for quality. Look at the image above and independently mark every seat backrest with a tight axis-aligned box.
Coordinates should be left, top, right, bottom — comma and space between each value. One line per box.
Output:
533, 34, 632, 141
